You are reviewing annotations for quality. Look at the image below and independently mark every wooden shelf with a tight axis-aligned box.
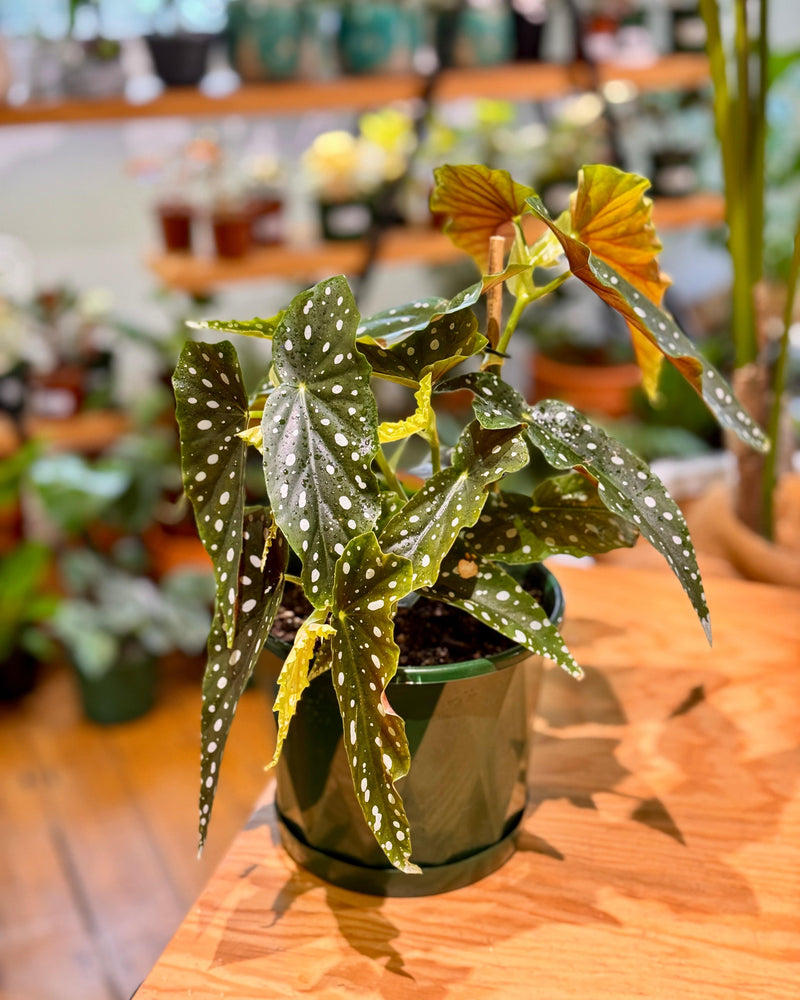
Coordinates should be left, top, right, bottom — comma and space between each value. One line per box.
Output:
147, 193, 725, 293
0, 410, 130, 459
0, 55, 709, 127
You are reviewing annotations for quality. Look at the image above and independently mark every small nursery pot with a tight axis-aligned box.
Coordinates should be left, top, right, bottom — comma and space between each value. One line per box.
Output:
269, 564, 564, 896
77, 652, 157, 725
157, 201, 194, 253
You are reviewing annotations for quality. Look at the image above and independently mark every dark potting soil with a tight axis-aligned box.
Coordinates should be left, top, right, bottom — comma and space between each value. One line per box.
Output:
271, 583, 542, 666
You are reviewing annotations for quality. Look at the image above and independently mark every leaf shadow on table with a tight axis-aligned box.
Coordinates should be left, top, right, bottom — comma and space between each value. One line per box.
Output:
207, 648, 800, 994
519, 657, 800, 925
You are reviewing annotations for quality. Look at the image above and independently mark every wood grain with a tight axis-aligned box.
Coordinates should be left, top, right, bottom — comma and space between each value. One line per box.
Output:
0, 658, 274, 1000
136, 565, 800, 1000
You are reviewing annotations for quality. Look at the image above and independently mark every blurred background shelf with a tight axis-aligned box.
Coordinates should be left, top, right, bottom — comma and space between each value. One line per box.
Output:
147, 192, 725, 293
0, 55, 710, 127
0, 411, 130, 459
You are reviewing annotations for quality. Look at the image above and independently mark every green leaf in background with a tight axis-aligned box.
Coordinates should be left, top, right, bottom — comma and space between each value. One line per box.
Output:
328, 532, 418, 874
187, 311, 286, 340
199, 508, 288, 853
266, 609, 334, 772
360, 308, 486, 387
463, 472, 639, 562
262, 276, 381, 608
436, 369, 528, 429
526, 194, 769, 453
526, 401, 711, 641
174, 341, 249, 644
426, 540, 582, 678
355, 266, 527, 347
380, 421, 528, 589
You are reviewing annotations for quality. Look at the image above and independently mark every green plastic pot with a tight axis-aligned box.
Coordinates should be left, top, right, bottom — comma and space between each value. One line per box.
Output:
269, 564, 564, 896
77, 651, 157, 725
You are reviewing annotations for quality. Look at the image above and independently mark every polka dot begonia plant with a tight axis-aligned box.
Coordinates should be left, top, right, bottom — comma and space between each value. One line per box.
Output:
174, 163, 768, 876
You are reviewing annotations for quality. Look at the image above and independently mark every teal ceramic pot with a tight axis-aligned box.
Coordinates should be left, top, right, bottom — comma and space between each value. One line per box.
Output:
339, 2, 418, 75
77, 651, 157, 725
270, 564, 564, 896
227, 0, 303, 82
437, 4, 515, 68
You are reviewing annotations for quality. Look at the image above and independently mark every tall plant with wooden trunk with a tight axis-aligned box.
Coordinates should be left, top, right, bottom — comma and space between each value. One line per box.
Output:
173, 163, 766, 875
700, 0, 800, 537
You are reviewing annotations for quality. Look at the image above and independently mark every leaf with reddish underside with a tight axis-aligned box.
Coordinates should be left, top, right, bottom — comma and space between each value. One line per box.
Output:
328, 533, 418, 874
173, 340, 248, 644
425, 539, 581, 678
379, 421, 528, 589
430, 164, 535, 271
199, 508, 288, 852
527, 193, 768, 453
262, 276, 381, 609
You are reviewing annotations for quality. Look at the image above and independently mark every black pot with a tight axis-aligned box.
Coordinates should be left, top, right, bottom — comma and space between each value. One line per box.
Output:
145, 33, 214, 88
512, 0, 547, 61
0, 649, 38, 701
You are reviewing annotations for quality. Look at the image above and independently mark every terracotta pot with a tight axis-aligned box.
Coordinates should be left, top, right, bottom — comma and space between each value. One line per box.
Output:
212, 208, 252, 259
531, 352, 642, 418
157, 201, 194, 253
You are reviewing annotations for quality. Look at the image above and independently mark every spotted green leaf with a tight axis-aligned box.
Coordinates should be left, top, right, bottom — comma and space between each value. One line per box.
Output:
380, 421, 528, 589
426, 540, 581, 677
526, 194, 768, 454
262, 276, 381, 609
187, 311, 285, 340
462, 473, 638, 562
436, 369, 528, 429
328, 533, 418, 874
199, 508, 288, 852
173, 340, 249, 643
360, 308, 486, 387
356, 266, 526, 347
266, 609, 335, 772
526, 401, 711, 641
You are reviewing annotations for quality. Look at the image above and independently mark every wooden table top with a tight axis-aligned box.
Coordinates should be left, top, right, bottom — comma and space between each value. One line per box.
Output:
137, 564, 800, 999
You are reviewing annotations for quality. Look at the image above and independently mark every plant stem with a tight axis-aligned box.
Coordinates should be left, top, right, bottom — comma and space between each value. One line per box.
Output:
426, 409, 441, 474
761, 222, 800, 539
284, 573, 303, 586
375, 447, 406, 500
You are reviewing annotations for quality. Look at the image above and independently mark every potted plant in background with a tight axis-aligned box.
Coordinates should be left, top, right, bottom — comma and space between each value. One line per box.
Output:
0, 542, 57, 701
303, 110, 416, 240
51, 549, 213, 724
174, 162, 765, 894
689, 0, 800, 584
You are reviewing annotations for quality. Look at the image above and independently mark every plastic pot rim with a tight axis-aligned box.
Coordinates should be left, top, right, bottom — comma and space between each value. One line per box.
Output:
265, 562, 564, 685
